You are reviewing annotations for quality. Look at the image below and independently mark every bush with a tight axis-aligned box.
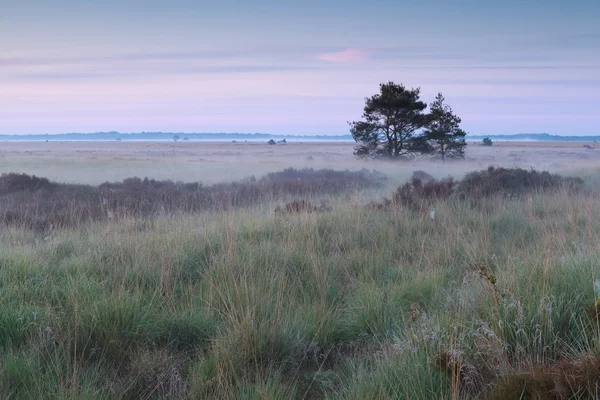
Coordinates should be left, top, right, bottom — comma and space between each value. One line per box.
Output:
455, 166, 584, 200
0, 173, 55, 194
367, 175, 453, 212
393, 177, 454, 211
267, 139, 276, 145
482, 137, 493, 146
0, 169, 385, 230
274, 199, 331, 215
411, 170, 434, 183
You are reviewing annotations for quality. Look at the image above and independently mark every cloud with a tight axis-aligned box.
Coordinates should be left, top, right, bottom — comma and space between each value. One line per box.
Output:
7, 65, 322, 81
0, 51, 244, 68
316, 48, 371, 63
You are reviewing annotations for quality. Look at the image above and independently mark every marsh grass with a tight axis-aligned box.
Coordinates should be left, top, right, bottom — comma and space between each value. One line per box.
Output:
1, 168, 600, 398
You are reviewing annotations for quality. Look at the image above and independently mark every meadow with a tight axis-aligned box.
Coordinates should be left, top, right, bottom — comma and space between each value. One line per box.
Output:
2, 140, 600, 399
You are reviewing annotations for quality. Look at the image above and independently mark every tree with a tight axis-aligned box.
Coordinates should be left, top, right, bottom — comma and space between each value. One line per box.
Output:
350, 82, 429, 158
424, 93, 467, 160
173, 135, 180, 142
482, 137, 493, 146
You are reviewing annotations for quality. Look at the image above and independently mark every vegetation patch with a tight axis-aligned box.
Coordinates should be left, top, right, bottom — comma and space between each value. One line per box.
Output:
0, 168, 385, 230
275, 199, 331, 215
369, 167, 583, 212
0, 173, 56, 193
455, 166, 584, 200
368, 171, 454, 211
1, 165, 599, 398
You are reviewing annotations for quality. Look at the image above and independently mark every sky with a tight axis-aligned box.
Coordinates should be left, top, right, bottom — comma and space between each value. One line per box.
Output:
1, 0, 599, 135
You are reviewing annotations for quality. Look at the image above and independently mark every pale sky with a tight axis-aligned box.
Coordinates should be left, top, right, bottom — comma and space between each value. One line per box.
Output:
1, 0, 599, 135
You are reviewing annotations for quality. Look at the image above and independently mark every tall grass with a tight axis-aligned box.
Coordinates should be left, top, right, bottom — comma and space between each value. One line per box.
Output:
1, 171, 599, 398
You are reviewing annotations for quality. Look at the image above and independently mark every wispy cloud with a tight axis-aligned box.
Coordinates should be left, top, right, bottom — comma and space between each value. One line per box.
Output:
0, 51, 249, 67
316, 48, 372, 63
8, 65, 321, 81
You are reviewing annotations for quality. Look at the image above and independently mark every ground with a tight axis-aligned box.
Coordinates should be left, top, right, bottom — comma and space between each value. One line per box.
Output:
2, 140, 600, 399
2, 140, 599, 184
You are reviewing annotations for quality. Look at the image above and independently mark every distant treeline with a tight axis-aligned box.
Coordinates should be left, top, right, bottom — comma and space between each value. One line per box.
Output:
1, 132, 598, 142
467, 133, 600, 142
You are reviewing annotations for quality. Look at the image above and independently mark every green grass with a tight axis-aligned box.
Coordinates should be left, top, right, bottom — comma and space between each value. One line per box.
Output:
1, 182, 600, 398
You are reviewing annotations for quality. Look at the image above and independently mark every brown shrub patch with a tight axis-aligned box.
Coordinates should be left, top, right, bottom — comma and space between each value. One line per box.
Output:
0, 168, 384, 230
455, 166, 584, 201
490, 355, 600, 400
367, 174, 453, 212
274, 199, 331, 215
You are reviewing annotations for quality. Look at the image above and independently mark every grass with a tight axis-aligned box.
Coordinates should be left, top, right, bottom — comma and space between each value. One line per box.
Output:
1, 167, 600, 398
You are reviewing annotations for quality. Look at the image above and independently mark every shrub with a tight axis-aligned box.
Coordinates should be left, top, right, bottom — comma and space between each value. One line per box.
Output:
274, 199, 331, 214
0, 173, 55, 194
393, 177, 454, 211
0, 169, 385, 230
455, 166, 584, 200
267, 139, 276, 145
411, 170, 434, 183
367, 174, 453, 212
490, 354, 600, 400
482, 137, 493, 146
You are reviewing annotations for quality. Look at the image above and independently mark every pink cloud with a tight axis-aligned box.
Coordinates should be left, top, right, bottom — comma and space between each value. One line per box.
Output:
316, 48, 372, 63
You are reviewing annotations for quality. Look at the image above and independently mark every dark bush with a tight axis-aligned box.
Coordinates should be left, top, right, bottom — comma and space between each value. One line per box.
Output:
455, 166, 584, 200
0, 173, 55, 194
367, 176, 453, 212
411, 170, 434, 183
274, 199, 331, 215
0, 168, 385, 230
393, 177, 454, 211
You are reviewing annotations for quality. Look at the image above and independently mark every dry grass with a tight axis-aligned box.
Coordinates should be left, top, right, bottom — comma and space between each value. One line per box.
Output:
2, 141, 600, 398
2, 140, 600, 185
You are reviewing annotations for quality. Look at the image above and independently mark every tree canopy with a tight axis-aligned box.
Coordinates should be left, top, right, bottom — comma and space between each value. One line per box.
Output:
350, 82, 428, 158
423, 93, 467, 160
350, 82, 467, 160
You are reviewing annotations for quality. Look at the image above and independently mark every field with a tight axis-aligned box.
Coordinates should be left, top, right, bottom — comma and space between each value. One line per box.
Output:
2, 140, 600, 185
2, 140, 600, 399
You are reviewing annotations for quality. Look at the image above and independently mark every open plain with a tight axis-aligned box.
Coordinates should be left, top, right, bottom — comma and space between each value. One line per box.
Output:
2, 140, 600, 185
2, 140, 600, 399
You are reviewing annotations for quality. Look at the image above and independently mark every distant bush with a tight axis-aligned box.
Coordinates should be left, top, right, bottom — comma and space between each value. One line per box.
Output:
369, 166, 584, 213
393, 176, 454, 211
368, 175, 453, 212
0, 173, 55, 193
455, 166, 584, 200
482, 137, 493, 146
275, 199, 330, 214
268, 139, 276, 145
0, 168, 385, 230
411, 170, 434, 183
